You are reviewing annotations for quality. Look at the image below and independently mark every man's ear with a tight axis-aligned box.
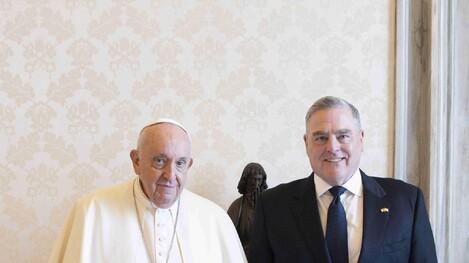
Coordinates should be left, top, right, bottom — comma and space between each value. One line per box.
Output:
187, 158, 193, 169
360, 130, 365, 152
130, 149, 140, 175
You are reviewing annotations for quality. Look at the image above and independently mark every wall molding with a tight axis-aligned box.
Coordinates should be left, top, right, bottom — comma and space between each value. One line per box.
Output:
394, 0, 410, 182
395, 0, 465, 261
394, 0, 432, 190
429, 0, 455, 262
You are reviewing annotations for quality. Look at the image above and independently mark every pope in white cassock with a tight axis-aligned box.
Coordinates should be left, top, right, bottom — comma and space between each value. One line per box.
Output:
49, 119, 247, 263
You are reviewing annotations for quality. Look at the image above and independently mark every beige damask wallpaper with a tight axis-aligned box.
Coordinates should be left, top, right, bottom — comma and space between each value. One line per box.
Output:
0, 0, 394, 261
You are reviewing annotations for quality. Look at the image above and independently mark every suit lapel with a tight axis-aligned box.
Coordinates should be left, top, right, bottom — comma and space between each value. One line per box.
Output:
358, 170, 389, 262
290, 174, 331, 263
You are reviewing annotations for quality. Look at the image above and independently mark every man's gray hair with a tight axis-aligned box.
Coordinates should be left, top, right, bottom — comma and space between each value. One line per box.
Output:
305, 96, 361, 130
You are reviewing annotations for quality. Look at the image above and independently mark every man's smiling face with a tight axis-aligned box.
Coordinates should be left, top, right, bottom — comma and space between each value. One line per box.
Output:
304, 106, 364, 186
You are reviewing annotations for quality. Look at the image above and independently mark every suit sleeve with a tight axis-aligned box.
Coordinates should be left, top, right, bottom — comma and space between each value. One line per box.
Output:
410, 188, 438, 262
248, 194, 273, 263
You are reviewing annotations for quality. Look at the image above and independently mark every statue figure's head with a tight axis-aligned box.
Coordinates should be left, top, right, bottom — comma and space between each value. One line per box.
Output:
237, 162, 268, 196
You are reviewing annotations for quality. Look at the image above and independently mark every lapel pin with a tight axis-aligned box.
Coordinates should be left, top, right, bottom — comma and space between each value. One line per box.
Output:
380, 207, 389, 213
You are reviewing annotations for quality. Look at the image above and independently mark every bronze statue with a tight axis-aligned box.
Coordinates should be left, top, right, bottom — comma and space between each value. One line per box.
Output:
227, 162, 268, 255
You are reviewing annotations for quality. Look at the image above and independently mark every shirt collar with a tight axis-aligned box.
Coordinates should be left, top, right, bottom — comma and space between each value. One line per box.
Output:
314, 169, 363, 197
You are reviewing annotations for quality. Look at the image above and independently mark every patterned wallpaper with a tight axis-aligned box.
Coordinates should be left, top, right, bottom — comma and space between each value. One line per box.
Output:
0, 0, 393, 262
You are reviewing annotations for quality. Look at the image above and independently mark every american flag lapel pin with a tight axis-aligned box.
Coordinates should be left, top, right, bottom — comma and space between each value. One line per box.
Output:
380, 207, 389, 213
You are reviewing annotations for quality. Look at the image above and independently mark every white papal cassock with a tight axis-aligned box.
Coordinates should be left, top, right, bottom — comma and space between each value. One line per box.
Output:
49, 179, 247, 263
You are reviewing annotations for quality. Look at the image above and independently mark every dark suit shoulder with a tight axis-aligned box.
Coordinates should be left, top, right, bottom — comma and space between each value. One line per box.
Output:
365, 176, 423, 211
370, 176, 420, 194
261, 177, 310, 202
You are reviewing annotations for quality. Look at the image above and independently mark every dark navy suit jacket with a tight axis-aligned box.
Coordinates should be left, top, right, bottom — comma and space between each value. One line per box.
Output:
249, 170, 437, 263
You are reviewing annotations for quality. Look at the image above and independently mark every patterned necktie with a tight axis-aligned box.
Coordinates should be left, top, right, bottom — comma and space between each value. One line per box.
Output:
326, 186, 348, 263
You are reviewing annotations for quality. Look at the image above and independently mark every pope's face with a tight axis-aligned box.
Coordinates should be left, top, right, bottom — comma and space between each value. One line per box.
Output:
304, 107, 363, 186
130, 124, 192, 208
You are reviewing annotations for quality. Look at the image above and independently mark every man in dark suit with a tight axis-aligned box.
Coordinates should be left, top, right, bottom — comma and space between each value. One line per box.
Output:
249, 96, 437, 263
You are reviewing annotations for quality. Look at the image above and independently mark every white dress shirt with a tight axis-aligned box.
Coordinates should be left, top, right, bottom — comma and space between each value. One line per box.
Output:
314, 169, 363, 263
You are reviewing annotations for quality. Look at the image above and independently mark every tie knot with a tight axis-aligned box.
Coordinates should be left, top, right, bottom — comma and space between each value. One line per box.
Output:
329, 186, 347, 198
